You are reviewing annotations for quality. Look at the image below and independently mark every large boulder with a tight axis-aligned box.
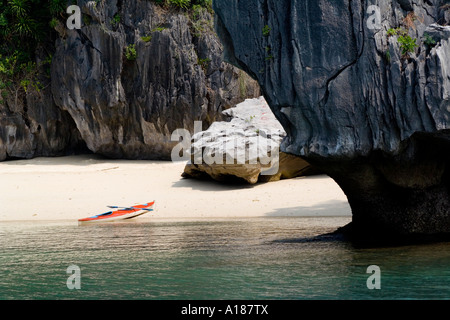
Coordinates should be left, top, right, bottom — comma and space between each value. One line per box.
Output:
214, 0, 450, 244
182, 97, 318, 183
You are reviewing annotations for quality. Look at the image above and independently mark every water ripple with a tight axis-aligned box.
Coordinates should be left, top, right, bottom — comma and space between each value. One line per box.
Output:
1, 217, 450, 299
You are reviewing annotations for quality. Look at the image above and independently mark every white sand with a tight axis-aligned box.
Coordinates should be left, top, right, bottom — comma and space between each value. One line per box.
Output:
0, 155, 351, 222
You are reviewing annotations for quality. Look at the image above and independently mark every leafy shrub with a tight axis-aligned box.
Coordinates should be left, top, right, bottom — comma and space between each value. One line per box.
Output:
398, 35, 418, 56
262, 25, 271, 37
197, 57, 211, 71
423, 33, 436, 48
0, 0, 64, 102
387, 28, 398, 37
154, 0, 212, 12
0, 50, 47, 103
125, 44, 137, 61
386, 27, 408, 37
386, 27, 418, 57
168, 0, 191, 10
111, 13, 121, 27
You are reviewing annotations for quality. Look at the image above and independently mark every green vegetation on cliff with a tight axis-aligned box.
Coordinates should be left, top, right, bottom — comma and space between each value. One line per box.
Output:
0, 0, 214, 103
153, 0, 212, 12
0, 0, 65, 103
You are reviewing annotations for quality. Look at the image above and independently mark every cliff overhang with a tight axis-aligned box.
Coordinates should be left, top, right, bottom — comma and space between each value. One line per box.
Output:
213, 0, 450, 245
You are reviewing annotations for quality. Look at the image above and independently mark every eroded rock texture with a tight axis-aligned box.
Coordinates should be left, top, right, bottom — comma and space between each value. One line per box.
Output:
0, 59, 86, 160
214, 0, 450, 244
0, 0, 260, 161
50, 0, 260, 160
182, 97, 318, 184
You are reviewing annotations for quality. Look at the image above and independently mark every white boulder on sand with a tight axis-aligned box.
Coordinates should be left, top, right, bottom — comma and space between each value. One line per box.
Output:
183, 97, 320, 184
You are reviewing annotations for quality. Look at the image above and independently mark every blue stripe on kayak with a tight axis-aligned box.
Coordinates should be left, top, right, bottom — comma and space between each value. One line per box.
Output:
90, 211, 113, 219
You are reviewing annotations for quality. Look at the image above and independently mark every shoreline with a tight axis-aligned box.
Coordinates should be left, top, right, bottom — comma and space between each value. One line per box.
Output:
0, 155, 351, 222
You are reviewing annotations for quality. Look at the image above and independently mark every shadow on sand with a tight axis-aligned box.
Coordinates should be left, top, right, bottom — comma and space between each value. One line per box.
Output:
172, 176, 257, 191
265, 200, 351, 217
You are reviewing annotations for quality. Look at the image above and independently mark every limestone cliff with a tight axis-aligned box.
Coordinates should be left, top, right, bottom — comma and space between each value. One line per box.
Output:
0, 0, 259, 161
214, 0, 450, 243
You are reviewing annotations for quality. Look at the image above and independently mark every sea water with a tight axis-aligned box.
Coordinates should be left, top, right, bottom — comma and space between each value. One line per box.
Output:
1, 216, 450, 300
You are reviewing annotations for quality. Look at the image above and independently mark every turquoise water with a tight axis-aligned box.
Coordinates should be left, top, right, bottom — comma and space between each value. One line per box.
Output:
1, 216, 450, 300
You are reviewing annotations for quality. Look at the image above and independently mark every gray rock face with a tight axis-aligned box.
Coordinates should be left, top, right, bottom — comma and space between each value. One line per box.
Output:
182, 97, 318, 183
50, 0, 259, 160
0, 0, 259, 161
0, 65, 86, 160
214, 0, 450, 243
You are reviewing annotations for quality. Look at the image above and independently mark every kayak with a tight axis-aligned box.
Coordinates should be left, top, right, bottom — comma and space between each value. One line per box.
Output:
78, 201, 155, 225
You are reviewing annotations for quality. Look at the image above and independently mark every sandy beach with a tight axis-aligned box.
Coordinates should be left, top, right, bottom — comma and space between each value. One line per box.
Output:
0, 155, 351, 222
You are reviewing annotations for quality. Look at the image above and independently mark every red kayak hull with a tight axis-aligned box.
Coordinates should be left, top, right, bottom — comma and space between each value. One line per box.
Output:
78, 202, 155, 225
